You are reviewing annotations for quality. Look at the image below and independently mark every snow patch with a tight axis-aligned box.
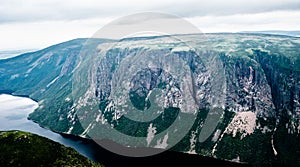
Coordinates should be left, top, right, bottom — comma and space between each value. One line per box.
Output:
67, 126, 74, 134
80, 122, 93, 137
271, 138, 278, 156
171, 46, 192, 52
146, 123, 157, 146
10, 74, 19, 80
271, 127, 278, 156
154, 133, 168, 149
46, 76, 59, 88
187, 131, 197, 154
212, 143, 218, 156
96, 113, 102, 122
231, 156, 240, 162
256, 123, 272, 133
212, 129, 221, 142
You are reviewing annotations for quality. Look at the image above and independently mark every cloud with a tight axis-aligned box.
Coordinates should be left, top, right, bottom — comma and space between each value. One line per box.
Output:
188, 10, 300, 33
0, 0, 299, 23
0, 19, 108, 50
163, 0, 300, 17
0, 0, 299, 50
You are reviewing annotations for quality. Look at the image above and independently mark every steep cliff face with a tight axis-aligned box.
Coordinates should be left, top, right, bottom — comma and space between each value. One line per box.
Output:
254, 49, 300, 164
255, 49, 300, 125
0, 33, 299, 166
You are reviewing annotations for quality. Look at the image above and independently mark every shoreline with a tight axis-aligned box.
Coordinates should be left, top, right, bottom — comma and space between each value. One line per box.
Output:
0, 93, 251, 167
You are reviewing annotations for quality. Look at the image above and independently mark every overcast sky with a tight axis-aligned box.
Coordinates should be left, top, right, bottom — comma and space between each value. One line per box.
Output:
0, 0, 299, 50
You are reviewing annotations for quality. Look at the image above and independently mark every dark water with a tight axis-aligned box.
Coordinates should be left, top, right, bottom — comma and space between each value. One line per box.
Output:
0, 94, 97, 160
0, 94, 250, 167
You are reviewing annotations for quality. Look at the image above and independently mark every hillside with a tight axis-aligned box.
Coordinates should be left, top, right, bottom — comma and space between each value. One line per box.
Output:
0, 33, 299, 166
0, 130, 103, 167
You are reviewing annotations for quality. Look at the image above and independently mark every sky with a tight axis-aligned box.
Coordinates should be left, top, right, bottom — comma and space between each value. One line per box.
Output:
0, 0, 299, 50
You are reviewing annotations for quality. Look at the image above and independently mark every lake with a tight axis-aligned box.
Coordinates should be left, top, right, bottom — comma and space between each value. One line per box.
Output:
0, 94, 98, 161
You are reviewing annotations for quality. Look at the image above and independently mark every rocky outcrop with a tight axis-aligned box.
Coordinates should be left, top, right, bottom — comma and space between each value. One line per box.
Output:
0, 33, 299, 166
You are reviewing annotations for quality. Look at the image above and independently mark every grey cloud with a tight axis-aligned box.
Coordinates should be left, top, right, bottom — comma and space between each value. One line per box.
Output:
0, 0, 299, 23
158, 0, 300, 17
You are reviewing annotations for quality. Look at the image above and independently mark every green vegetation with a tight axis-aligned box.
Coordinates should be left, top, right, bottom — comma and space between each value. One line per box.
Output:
170, 109, 210, 152
0, 130, 103, 167
170, 109, 236, 155
0, 34, 299, 166
272, 109, 300, 167
215, 130, 274, 166
114, 107, 179, 137
129, 90, 151, 111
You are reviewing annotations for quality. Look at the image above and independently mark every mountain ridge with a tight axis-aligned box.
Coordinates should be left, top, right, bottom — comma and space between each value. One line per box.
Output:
0, 33, 299, 166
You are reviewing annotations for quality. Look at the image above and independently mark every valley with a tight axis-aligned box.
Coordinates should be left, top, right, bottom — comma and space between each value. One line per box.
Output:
0, 33, 299, 166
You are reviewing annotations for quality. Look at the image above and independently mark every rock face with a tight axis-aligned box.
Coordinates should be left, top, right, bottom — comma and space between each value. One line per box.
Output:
0, 34, 299, 166
255, 49, 300, 129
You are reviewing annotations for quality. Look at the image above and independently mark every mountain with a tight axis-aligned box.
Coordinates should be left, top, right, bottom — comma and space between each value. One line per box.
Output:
0, 49, 38, 60
0, 130, 103, 166
0, 33, 299, 166
239, 30, 300, 37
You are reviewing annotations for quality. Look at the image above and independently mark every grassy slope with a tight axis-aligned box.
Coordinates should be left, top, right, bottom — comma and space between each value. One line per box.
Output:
0, 130, 104, 167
